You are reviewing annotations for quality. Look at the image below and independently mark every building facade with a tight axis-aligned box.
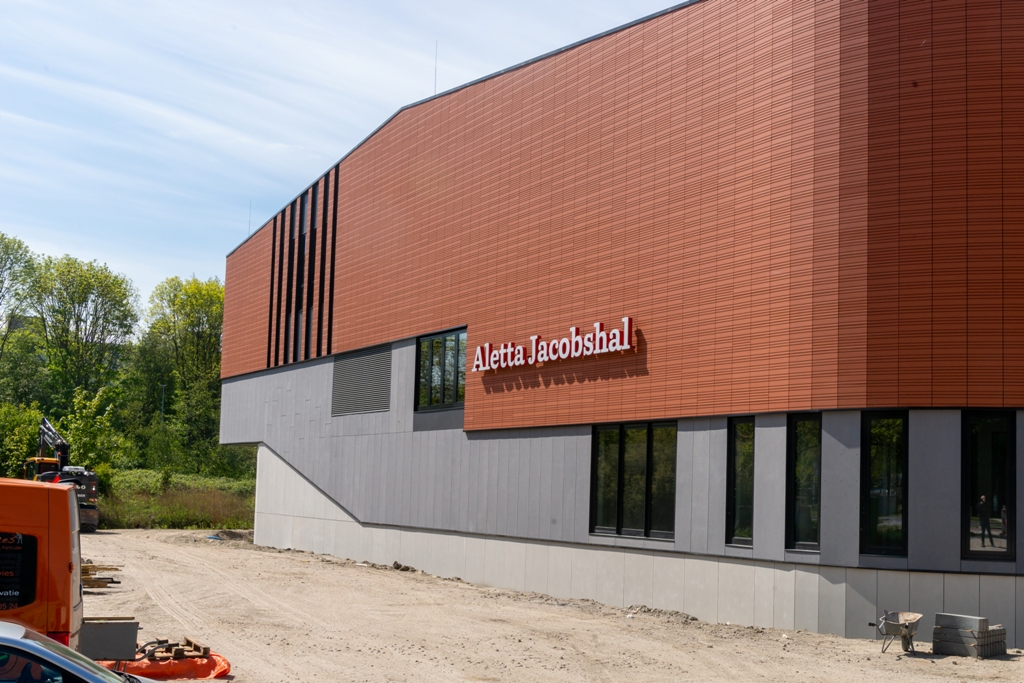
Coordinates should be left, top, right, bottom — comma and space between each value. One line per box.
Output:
220, 0, 1024, 644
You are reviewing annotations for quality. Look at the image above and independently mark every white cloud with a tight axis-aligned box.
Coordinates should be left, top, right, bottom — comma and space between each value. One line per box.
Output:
0, 0, 679, 299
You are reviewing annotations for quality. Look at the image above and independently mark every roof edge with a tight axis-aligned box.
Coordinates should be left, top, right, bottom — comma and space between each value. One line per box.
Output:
226, 0, 704, 258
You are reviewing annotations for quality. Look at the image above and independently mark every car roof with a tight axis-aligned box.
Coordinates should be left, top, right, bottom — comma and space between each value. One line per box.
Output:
0, 621, 28, 639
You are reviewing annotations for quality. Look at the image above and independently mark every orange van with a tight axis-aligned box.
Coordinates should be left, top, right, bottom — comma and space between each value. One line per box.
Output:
0, 478, 83, 650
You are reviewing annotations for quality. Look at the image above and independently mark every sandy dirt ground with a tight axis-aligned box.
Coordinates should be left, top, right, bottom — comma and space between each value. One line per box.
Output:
81, 529, 1021, 682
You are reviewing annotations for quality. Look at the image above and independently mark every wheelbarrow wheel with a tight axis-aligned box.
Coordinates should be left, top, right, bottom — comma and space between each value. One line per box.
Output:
900, 635, 913, 653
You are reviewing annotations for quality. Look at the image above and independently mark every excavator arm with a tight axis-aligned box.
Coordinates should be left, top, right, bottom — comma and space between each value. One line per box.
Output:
38, 418, 70, 468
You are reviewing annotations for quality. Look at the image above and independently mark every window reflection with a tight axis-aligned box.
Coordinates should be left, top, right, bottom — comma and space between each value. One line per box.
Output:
964, 412, 1015, 559
861, 413, 907, 555
727, 417, 755, 546
788, 414, 821, 550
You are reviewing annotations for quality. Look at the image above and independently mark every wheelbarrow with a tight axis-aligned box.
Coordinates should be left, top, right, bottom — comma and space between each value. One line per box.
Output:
874, 611, 923, 653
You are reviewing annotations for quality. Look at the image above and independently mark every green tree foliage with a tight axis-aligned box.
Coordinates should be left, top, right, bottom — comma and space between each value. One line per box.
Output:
28, 255, 138, 413
56, 387, 127, 470
147, 277, 223, 391
0, 403, 43, 478
0, 234, 33, 365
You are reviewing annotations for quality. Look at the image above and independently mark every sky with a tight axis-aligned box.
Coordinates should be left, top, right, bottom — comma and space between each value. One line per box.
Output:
0, 0, 677, 304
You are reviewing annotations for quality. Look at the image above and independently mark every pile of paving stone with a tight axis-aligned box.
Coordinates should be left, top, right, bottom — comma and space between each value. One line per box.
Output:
932, 612, 1007, 658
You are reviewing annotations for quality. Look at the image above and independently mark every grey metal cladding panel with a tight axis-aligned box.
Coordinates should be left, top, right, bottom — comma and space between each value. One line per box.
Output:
707, 418, 728, 556
675, 419, 694, 552
332, 344, 391, 416
690, 418, 711, 554
574, 431, 592, 543
413, 408, 465, 431
820, 411, 860, 568
908, 410, 961, 572
753, 413, 787, 562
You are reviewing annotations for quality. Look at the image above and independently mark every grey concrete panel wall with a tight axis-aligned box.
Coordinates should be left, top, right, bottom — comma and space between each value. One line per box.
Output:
223, 342, 592, 546
753, 414, 787, 561
706, 418, 728, 556
690, 418, 711, 554
908, 410, 961, 572
674, 420, 694, 552
820, 411, 860, 568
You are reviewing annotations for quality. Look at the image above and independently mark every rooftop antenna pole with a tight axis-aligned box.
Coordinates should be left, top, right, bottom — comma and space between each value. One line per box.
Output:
434, 41, 438, 95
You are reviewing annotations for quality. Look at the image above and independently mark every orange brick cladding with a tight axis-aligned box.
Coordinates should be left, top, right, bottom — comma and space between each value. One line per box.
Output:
221, 0, 1024, 430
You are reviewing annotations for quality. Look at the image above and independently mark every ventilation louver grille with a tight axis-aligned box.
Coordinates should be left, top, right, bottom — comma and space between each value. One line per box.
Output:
331, 345, 391, 416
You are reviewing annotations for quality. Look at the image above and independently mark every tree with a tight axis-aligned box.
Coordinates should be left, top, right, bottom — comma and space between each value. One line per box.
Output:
147, 277, 223, 391
0, 402, 43, 478
56, 387, 127, 470
0, 233, 33, 365
28, 256, 138, 412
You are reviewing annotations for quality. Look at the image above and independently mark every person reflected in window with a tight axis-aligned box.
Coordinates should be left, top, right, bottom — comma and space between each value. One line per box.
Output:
1001, 504, 1009, 539
979, 494, 995, 547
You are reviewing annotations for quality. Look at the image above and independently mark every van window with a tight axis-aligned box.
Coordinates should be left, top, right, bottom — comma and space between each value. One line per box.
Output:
0, 533, 37, 609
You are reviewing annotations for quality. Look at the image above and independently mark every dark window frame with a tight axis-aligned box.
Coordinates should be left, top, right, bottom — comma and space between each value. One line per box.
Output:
414, 328, 467, 411
786, 412, 822, 552
726, 416, 755, 547
589, 422, 676, 540
859, 410, 909, 557
961, 410, 1016, 562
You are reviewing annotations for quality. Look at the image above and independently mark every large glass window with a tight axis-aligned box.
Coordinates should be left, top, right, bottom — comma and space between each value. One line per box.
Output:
963, 411, 1015, 560
860, 412, 907, 555
786, 413, 821, 551
727, 417, 755, 546
590, 423, 676, 539
416, 330, 467, 410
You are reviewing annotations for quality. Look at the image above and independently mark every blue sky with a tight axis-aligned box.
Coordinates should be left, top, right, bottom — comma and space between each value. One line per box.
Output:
0, 1, 675, 304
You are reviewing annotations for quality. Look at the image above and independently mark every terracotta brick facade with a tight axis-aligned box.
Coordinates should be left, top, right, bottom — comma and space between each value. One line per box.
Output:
222, 0, 1024, 430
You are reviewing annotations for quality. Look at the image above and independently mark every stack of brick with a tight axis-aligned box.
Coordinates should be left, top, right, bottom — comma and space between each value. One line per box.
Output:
932, 613, 1007, 658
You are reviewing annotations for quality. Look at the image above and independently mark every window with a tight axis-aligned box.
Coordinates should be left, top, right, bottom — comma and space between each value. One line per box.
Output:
860, 411, 908, 555
416, 330, 467, 410
786, 413, 821, 551
0, 647, 84, 683
0, 532, 36, 609
726, 417, 755, 546
590, 423, 676, 539
962, 411, 1016, 560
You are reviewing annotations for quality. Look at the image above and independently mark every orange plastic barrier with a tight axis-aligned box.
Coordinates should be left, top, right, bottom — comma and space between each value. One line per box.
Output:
98, 653, 231, 680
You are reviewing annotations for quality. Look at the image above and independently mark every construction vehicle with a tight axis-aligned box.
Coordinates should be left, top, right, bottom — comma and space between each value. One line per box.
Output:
22, 419, 99, 533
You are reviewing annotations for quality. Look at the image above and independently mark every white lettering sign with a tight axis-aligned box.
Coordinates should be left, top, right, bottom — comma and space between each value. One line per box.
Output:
471, 317, 633, 372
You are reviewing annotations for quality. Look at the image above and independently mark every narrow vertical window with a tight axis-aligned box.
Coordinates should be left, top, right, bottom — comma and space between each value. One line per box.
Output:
860, 412, 908, 555
649, 423, 676, 538
963, 411, 1015, 560
415, 329, 467, 410
727, 416, 755, 546
443, 335, 456, 404
418, 340, 430, 407
621, 426, 647, 535
590, 423, 676, 539
456, 332, 467, 403
593, 427, 619, 533
326, 166, 339, 354
305, 184, 317, 360
294, 194, 306, 363
787, 413, 821, 551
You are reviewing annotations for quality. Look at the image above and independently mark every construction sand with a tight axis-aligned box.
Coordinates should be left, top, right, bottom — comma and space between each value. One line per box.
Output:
82, 529, 1021, 682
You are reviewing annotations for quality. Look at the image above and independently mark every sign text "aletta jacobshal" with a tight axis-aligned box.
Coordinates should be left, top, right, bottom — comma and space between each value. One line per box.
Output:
472, 317, 633, 372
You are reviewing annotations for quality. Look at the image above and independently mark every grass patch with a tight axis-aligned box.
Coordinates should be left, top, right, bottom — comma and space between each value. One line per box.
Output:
109, 468, 255, 497
99, 469, 256, 529
99, 488, 254, 529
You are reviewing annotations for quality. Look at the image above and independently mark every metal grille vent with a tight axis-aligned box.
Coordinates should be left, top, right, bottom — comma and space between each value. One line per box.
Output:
331, 345, 391, 416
